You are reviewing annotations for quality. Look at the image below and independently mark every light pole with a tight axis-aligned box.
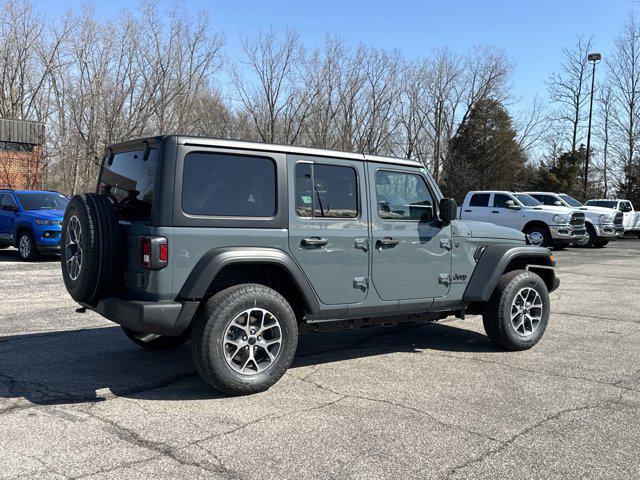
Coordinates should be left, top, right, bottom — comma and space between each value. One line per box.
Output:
584, 52, 601, 199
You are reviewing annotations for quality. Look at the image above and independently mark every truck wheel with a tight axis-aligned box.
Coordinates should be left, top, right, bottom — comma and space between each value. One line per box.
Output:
61, 194, 120, 305
191, 284, 298, 395
524, 225, 550, 247
574, 223, 596, 248
482, 270, 550, 351
17, 231, 39, 261
122, 327, 191, 351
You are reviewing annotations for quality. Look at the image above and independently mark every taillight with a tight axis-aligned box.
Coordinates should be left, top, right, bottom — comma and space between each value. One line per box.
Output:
159, 243, 168, 262
140, 237, 151, 268
139, 236, 168, 270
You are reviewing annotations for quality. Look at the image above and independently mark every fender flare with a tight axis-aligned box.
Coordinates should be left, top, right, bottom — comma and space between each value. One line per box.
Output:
177, 247, 320, 314
463, 245, 556, 302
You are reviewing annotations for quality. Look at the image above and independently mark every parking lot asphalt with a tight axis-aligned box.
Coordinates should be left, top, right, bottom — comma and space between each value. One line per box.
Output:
1, 240, 639, 479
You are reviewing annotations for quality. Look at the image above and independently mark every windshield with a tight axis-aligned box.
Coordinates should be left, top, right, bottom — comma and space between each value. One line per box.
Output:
98, 148, 157, 219
585, 200, 617, 209
559, 194, 582, 207
17, 193, 69, 211
513, 193, 541, 206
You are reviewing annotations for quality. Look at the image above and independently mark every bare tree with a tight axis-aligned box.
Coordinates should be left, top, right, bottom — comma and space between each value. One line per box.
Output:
515, 95, 551, 155
608, 14, 640, 202
547, 36, 593, 153
596, 84, 614, 197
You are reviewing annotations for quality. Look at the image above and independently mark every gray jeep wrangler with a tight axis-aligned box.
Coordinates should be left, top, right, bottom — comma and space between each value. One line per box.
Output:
61, 136, 559, 395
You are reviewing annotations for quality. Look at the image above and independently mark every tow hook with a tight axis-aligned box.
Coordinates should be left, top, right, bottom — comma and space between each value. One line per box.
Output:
75, 306, 87, 314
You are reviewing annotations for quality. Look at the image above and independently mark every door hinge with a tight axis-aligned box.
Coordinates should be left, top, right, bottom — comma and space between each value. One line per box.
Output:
438, 273, 451, 286
439, 239, 452, 251
353, 276, 369, 290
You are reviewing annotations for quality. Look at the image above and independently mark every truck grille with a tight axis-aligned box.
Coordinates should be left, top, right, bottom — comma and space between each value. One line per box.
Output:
614, 212, 623, 226
570, 212, 585, 227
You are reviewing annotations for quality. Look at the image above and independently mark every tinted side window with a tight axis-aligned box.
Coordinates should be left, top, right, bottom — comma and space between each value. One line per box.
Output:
532, 194, 556, 206
469, 193, 490, 207
1, 194, 16, 209
620, 202, 632, 213
295, 163, 358, 219
99, 149, 158, 219
376, 170, 434, 221
493, 194, 513, 208
182, 153, 276, 217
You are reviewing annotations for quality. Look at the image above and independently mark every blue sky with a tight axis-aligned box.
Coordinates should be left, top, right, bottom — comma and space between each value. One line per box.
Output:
31, 0, 635, 109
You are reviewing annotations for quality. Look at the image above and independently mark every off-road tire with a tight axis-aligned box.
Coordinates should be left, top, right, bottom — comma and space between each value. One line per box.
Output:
482, 270, 550, 351
122, 327, 191, 351
61, 193, 120, 305
524, 224, 551, 247
17, 231, 39, 261
574, 223, 597, 248
191, 284, 298, 395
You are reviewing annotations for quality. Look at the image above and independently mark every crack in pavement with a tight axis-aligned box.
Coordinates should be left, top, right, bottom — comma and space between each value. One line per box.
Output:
286, 371, 503, 444
443, 389, 633, 478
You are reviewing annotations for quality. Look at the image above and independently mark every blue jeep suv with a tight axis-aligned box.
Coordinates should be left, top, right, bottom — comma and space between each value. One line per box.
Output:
0, 189, 69, 260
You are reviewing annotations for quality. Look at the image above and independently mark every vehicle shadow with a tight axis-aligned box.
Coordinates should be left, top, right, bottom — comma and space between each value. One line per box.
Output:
0, 248, 59, 263
0, 321, 498, 406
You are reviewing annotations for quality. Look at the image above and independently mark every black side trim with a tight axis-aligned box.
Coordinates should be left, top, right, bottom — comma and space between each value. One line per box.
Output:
463, 245, 555, 302
177, 247, 320, 314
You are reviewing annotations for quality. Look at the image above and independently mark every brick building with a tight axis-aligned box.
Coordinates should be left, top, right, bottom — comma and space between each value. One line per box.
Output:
0, 118, 45, 190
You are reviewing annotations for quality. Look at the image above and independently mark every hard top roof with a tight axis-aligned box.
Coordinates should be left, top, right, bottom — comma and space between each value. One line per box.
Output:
106, 135, 423, 168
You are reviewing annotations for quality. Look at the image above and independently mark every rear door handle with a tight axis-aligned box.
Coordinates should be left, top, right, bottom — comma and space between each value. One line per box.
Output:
301, 237, 328, 248
376, 237, 400, 249
492, 210, 499, 213
464, 209, 472, 213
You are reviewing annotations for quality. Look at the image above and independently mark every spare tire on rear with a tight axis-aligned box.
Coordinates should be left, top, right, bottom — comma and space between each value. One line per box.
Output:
61, 193, 120, 305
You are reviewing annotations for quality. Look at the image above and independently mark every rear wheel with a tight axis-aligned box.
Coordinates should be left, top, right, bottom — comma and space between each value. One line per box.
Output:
482, 270, 550, 351
18, 231, 39, 261
191, 284, 298, 395
122, 327, 191, 351
524, 225, 551, 247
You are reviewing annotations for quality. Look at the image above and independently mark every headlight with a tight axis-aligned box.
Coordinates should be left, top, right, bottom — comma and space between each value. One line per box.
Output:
34, 218, 58, 226
552, 214, 570, 224
598, 214, 614, 224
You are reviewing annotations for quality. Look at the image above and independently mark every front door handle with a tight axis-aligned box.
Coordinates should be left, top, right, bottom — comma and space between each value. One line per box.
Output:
492, 210, 499, 213
376, 237, 400, 250
301, 237, 328, 248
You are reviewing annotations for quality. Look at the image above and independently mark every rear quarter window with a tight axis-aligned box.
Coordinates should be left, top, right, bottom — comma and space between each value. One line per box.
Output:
182, 152, 276, 217
99, 148, 158, 219
469, 193, 490, 207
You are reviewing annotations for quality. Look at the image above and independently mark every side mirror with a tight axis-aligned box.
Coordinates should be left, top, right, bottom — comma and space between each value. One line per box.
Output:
505, 200, 521, 210
554, 200, 563, 206
1, 205, 17, 212
439, 198, 457, 226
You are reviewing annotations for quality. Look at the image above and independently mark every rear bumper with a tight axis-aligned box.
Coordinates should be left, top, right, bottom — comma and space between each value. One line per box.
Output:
81, 297, 200, 336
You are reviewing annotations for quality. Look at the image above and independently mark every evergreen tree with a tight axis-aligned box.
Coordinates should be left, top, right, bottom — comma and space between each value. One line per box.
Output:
442, 98, 531, 202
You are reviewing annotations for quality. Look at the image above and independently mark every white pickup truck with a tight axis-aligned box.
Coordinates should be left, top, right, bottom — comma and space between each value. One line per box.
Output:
460, 191, 586, 248
585, 199, 640, 238
524, 192, 623, 247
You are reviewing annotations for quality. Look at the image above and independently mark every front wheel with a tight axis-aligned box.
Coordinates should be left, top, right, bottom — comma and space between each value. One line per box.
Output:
574, 223, 597, 248
482, 270, 550, 351
18, 231, 39, 261
524, 225, 551, 247
191, 284, 298, 395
